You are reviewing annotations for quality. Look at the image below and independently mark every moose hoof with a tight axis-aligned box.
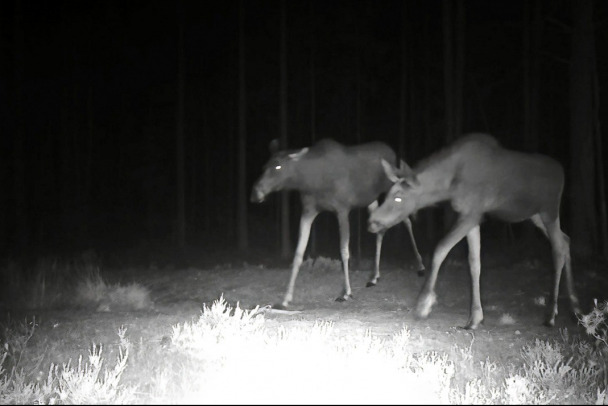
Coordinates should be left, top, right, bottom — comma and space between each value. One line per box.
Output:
335, 294, 353, 302
462, 320, 483, 330
417, 269, 425, 277
273, 303, 288, 310
414, 292, 436, 320
543, 318, 555, 328
413, 311, 426, 320
543, 310, 557, 327
366, 281, 377, 288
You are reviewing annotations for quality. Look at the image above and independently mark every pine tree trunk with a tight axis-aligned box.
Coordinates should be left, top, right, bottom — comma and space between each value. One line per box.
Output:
13, 0, 27, 254
399, 1, 409, 258
569, 0, 597, 255
443, 0, 454, 144
355, 5, 362, 270
279, 0, 290, 258
523, 0, 541, 152
237, 0, 249, 252
309, 0, 317, 258
442, 0, 465, 233
176, 0, 186, 249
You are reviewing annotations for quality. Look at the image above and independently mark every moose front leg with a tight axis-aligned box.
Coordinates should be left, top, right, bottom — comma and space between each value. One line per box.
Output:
415, 215, 479, 322
404, 217, 425, 276
366, 230, 384, 287
280, 209, 318, 308
335, 210, 353, 302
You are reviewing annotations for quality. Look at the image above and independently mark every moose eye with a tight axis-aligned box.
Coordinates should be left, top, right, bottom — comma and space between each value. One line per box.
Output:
394, 197, 402, 203
275, 165, 282, 170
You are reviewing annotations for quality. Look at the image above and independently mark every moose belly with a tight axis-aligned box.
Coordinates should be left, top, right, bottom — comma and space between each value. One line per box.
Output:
487, 200, 540, 223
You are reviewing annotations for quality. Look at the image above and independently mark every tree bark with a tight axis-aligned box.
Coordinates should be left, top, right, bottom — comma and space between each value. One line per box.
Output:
237, 0, 249, 252
569, 0, 597, 255
309, 0, 317, 258
442, 0, 465, 232
523, 0, 542, 152
176, 0, 186, 249
279, 0, 290, 258
355, 4, 362, 269
13, 0, 28, 254
443, 0, 454, 144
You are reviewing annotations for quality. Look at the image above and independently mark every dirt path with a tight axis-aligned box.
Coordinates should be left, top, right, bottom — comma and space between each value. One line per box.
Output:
141, 254, 587, 369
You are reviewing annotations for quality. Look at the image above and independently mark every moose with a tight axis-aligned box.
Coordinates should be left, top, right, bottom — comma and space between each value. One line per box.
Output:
368, 133, 582, 329
251, 138, 425, 308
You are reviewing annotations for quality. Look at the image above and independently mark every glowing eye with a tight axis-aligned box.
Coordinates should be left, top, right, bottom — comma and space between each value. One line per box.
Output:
394, 197, 402, 203
275, 165, 282, 170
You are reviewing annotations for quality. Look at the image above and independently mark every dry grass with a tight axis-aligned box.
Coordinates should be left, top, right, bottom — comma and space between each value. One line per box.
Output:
1, 279, 608, 403
0, 251, 153, 313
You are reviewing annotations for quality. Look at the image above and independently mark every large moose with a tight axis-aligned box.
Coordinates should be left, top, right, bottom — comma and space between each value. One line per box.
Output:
368, 133, 581, 329
251, 138, 424, 308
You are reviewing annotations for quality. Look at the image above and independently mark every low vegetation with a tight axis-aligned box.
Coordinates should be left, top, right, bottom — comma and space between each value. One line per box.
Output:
1, 255, 607, 404
0, 251, 153, 312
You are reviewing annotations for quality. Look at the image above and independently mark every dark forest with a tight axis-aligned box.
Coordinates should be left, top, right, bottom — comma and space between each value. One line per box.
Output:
1, 0, 607, 265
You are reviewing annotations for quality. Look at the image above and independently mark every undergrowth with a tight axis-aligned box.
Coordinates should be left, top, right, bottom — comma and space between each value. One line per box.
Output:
1, 324, 135, 404
1, 296, 608, 403
0, 251, 153, 312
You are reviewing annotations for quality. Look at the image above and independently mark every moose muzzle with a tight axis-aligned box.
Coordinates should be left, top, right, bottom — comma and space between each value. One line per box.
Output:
367, 219, 386, 234
250, 186, 266, 203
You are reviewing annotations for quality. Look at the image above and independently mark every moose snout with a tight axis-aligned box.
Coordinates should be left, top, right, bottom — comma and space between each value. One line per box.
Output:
250, 186, 266, 203
368, 219, 384, 234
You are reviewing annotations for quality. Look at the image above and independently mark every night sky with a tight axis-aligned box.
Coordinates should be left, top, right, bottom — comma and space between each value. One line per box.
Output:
1, 0, 607, 262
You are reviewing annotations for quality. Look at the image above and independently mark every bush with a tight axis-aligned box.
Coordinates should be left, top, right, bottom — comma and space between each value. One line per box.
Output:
0, 323, 135, 404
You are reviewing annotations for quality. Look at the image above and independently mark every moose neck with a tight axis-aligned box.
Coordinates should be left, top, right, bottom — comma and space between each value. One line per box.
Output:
412, 154, 459, 210
287, 157, 323, 193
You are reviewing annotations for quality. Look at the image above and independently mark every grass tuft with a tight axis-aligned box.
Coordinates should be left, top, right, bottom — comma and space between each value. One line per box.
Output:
2, 294, 608, 403
0, 326, 135, 404
300, 256, 342, 274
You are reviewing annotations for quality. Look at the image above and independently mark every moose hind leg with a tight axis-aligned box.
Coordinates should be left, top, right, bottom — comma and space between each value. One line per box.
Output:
560, 231, 582, 317
367, 231, 384, 287
542, 217, 569, 327
336, 211, 353, 301
464, 225, 483, 329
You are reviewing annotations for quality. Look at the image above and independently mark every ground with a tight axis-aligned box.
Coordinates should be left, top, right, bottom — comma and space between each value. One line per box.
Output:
140, 248, 589, 368
4, 238, 605, 398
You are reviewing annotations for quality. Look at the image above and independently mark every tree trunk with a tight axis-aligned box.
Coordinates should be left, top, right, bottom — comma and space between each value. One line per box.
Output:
13, 0, 27, 255
203, 105, 212, 233
355, 6, 362, 270
569, 0, 597, 256
520, 0, 543, 243
593, 67, 608, 257
84, 85, 94, 241
443, 0, 465, 145
422, 9, 436, 251
309, 0, 317, 258
399, 1, 409, 258
279, 0, 290, 258
176, 0, 186, 249
523, 0, 541, 152
399, 1, 408, 161
237, 0, 249, 252
443, 0, 454, 144
454, 0, 465, 139
442, 0, 465, 233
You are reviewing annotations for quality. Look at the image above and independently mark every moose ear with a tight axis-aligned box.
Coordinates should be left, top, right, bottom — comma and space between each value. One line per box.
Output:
269, 139, 280, 154
380, 159, 402, 183
288, 147, 309, 161
367, 200, 379, 213
398, 159, 419, 187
